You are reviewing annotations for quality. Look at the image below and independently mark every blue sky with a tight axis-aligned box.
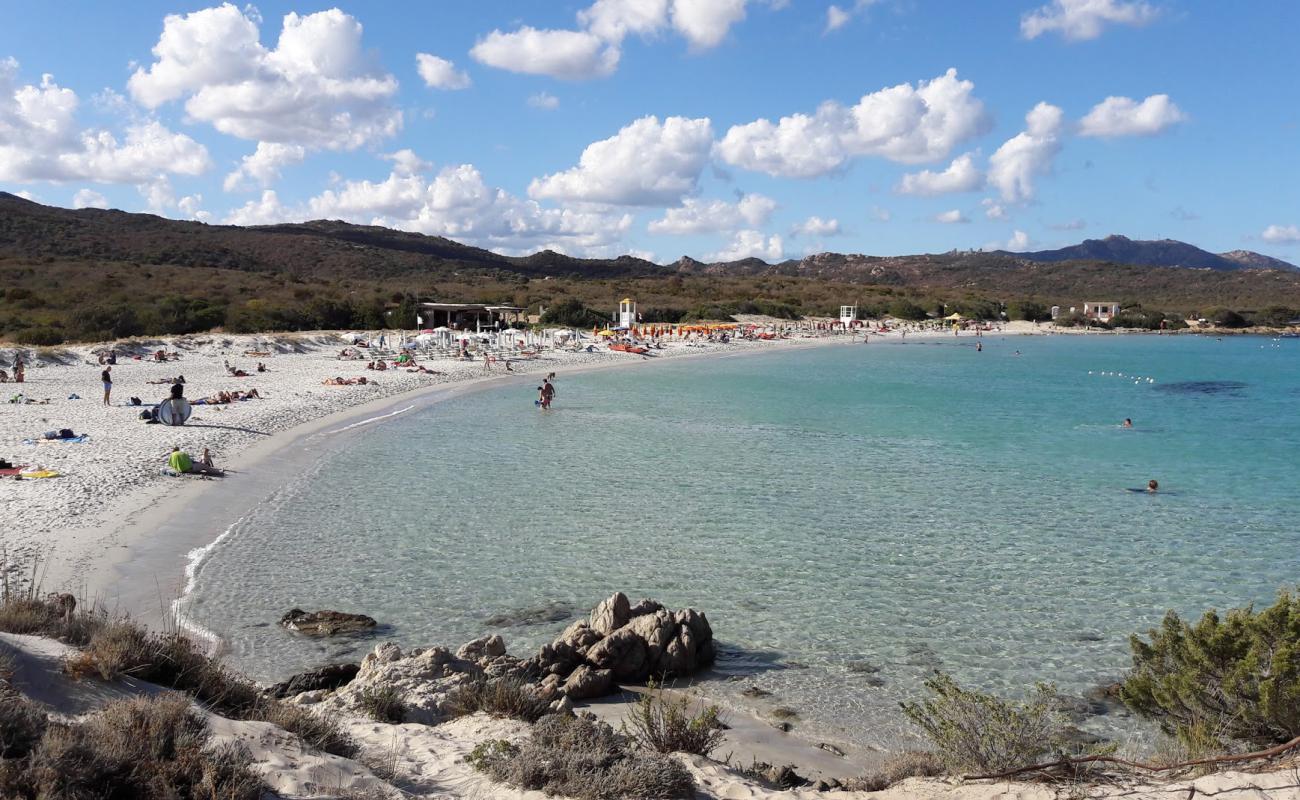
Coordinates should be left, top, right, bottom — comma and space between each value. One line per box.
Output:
1, 0, 1297, 263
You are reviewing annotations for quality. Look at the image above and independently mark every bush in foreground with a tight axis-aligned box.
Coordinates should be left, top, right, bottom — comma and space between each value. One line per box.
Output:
467, 713, 694, 800
1121, 589, 1300, 749
900, 672, 1064, 774
841, 750, 945, 791
445, 677, 551, 723
2, 693, 265, 800
357, 684, 407, 724
623, 681, 726, 757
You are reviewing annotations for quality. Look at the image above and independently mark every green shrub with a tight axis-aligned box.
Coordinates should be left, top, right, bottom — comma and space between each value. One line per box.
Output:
623, 682, 726, 757
1007, 301, 1051, 322
357, 685, 406, 724
887, 299, 929, 321
11, 327, 63, 346
1053, 310, 1087, 328
468, 713, 694, 800
541, 298, 608, 327
900, 672, 1063, 774
1210, 308, 1249, 328
1121, 589, 1300, 748
445, 677, 551, 723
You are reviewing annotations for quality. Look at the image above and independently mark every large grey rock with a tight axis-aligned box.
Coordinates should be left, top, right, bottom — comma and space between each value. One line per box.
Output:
279, 608, 377, 636
268, 663, 360, 699
585, 626, 650, 681
589, 592, 631, 636
561, 665, 615, 700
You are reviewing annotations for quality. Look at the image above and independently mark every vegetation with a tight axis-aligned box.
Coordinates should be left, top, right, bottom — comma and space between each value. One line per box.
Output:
623, 682, 727, 757
466, 713, 695, 800
841, 751, 945, 791
1121, 590, 1300, 750
3, 194, 1299, 344
900, 672, 1064, 774
0, 692, 265, 800
356, 685, 406, 724
444, 677, 552, 723
0, 582, 356, 759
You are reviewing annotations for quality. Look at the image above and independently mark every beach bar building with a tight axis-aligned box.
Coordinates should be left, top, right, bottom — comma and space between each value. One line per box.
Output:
418, 302, 525, 331
1083, 302, 1121, 323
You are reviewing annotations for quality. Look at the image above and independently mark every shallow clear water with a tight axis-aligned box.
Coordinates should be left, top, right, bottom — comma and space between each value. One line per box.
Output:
183, 335, 1300, 747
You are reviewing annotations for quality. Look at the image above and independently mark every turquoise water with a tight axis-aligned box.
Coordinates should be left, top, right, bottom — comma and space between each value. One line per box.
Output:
182, 335, 1300, 747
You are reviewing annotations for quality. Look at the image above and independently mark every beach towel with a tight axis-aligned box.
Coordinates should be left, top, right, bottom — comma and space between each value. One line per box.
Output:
17, 469, 60, 479
0, 465, 29, 476
23, 435, 89, 445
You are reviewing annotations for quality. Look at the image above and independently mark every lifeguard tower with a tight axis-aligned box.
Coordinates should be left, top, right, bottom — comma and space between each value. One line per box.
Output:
618, 298, 637, 329
839, 304, 857, 328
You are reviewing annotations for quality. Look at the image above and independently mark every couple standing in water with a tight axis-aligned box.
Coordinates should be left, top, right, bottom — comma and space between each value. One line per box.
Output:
536, 374, 556, 410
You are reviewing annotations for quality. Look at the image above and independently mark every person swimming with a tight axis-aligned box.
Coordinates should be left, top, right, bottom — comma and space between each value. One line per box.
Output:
1122, 418, 1133, 428
1147, 479, 1158, 493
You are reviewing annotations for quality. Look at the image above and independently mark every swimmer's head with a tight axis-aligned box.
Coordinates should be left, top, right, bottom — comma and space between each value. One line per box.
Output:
1147, 479, 1158, 492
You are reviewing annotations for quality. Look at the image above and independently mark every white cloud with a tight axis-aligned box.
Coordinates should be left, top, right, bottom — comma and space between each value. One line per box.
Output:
579, 0, 672, 42
222, 141, 305, 191
716, 68, 990, 178
933, 209, 968, 224
415, 53, 471, 90
470, 27, 619, 80
981, 198, 1008, 220
528, 92, 560, 110
896, 152, 983, 195
869, 205, 892, 222
1021, 0, 1158, 41
529, 115, 713, 205
129, 5, 401, 150
708, 229, 784, 261
1078, 94, 1185, 137
385, 148, 431, 177
987, 102, 1064, 203
72, 188, 108, 209
672, 0, 748, 48
223, 161, 634, 256
792, 216, 841, 236
224, 189, 294, 225
1005, 230, 1034, 251
0, 61, 211, 185
1261, 224, 1300, 244
825, 0, 877, 33
177, 193, 210, 221
648, 193, 776, 234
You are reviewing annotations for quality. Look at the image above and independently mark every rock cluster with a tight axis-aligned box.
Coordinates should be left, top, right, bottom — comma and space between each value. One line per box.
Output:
527, 592, 716, 701
283, 593, 716, 722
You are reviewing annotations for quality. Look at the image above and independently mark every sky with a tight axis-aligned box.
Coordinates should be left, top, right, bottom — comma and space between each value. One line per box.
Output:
1, 0, 1297, 264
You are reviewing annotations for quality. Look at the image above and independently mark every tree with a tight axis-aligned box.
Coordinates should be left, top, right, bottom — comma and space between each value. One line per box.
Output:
888, 299, 929, 321
1007, 301, 1051, 322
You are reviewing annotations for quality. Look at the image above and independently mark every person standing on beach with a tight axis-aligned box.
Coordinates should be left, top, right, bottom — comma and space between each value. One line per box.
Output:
12, 354, 23, 383
541, 379, 555, 410
101, 366, 112, 406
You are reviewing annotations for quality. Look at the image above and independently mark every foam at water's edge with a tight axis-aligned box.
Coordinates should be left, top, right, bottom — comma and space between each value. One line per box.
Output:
170, 514, 246, 650
326, 404, 416, 434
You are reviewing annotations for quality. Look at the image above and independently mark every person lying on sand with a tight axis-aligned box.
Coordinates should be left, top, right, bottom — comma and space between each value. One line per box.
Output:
405, 365, 442, 374
167, 446, 223, 477
323, 376, 370, 386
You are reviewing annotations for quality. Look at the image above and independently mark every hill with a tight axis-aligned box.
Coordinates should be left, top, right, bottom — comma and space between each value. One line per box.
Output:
994, 234, 1297, 272
3, 194, 1300, 344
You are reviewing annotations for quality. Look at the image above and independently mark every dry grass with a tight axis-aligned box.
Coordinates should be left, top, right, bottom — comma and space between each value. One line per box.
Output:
842, 750, 946, 791
445, 677, 551, 724
1, 693, 265, 800
466, 713, 695, 800
356, 685, 406, 724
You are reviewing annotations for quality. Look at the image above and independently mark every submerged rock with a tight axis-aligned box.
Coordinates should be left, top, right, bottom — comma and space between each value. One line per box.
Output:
279, 609, 377, 636
483, 601, 575, 627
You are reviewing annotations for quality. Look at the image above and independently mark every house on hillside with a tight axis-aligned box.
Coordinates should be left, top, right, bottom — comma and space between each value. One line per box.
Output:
1083, 302, 1121, 323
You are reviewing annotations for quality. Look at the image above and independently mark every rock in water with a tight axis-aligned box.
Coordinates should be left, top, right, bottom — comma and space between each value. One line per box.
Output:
279, 608, 377, 636
589, 591, 632, 636
268, 663, 360, 699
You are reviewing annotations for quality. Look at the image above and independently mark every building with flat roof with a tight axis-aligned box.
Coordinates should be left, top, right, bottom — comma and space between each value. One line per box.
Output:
418, 302, 524, 330
1083, 302, 1121, 322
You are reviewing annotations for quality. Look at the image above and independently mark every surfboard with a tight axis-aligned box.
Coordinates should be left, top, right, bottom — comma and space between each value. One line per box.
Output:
158, 397, 192, 426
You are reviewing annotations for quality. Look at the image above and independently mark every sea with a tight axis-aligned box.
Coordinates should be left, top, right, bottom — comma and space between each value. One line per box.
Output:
178, 333, 1300, 748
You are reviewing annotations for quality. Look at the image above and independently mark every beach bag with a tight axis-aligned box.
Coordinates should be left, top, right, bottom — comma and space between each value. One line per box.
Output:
130, 396, 142, 406
42, 431, 57, 440
139, 410, 152, 421
58, 428, 75, 439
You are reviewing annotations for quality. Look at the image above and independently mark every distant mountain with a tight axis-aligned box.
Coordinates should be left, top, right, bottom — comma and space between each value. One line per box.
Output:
1218, 249, 1298, 271
998, 234, 1297, 272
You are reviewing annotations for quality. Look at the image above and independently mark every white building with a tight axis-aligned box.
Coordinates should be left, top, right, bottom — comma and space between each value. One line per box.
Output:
1083, 302, 1121, 322
839, 305, 857, 327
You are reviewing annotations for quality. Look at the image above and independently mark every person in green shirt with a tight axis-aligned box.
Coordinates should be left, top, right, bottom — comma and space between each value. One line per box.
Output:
168, 446, 222, 476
